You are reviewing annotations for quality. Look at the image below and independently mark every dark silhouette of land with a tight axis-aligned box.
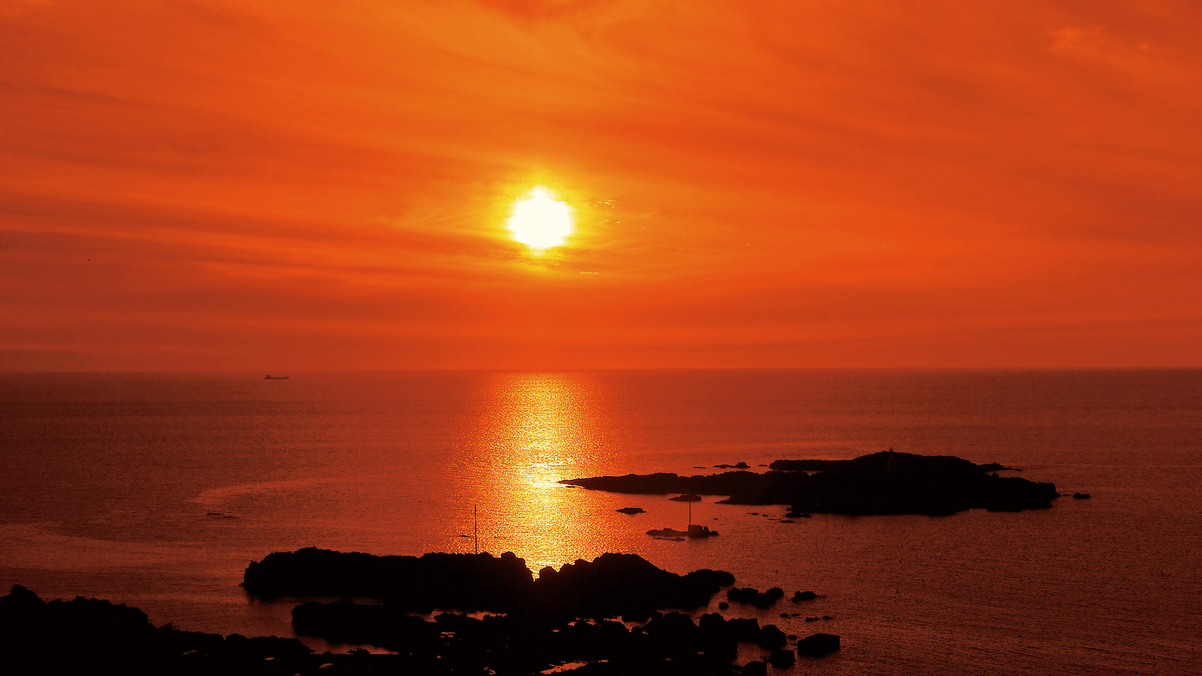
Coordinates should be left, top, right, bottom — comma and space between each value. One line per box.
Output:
3, 551, 843, 673
242, 549, 832, 674
242, 549, 732, 619
0, 584, 311, 674
561, 450, 1060, 516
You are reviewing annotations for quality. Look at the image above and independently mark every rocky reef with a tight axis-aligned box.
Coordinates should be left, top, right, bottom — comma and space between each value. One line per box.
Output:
0, 585, 311, 674
242, 549, 534, 611
562, 450, 1059, 516
3, 548, 842, 674
242, 549, 833, 673
290, 604, 812, 675
244, 548, 733, 620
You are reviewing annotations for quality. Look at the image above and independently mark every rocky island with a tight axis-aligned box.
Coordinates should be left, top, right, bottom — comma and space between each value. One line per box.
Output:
561, 450, 1059, 516
3, 549, 840, 675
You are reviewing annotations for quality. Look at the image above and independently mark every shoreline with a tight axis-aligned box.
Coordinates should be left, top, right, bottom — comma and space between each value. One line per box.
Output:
3, 549, 838, 675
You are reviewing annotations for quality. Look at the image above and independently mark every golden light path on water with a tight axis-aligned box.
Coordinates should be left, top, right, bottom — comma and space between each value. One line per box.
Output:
446, 372, 723, 577
470, 373, 604, 570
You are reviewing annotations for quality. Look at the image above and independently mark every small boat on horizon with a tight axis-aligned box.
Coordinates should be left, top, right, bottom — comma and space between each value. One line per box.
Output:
264, 375, 290, 380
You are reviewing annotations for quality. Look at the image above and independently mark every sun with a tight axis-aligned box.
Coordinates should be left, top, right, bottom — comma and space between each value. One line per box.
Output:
507, 187, 573, 250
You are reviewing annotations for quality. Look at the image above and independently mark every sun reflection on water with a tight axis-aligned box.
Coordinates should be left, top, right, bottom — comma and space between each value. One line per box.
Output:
468, 372, 615, 569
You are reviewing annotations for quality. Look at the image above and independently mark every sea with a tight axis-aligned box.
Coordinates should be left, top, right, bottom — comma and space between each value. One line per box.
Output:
1, 370, 1199, 674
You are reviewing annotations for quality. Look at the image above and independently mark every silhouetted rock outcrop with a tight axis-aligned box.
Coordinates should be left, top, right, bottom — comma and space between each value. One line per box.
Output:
532, 553, 734, 619
244, 549, 733, 620
742, 659, 768, 676
5, 580, 810, 675
0, 585, 311, 675
796, 632, 840, 657
291, 602, 791, 676
768, 648, 796, 668
242, 548, 534, 611
562, 450, 1059, 516
726, 586, 784, 609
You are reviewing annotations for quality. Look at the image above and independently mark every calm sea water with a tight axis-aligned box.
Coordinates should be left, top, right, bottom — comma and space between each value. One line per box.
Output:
1, 370, 1199, 674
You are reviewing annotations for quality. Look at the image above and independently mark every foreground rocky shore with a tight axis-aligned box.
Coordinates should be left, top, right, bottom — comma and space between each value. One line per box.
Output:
0, 585, 312, 675
1, 550, 839, 675
562, 450, 1059, 516
242, 549, 731, 618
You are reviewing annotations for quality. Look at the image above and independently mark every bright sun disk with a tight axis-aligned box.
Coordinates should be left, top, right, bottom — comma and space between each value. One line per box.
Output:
508, 187, 573, 250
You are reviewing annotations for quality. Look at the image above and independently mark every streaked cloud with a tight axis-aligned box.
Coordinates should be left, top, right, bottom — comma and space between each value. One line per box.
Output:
1, 0, 1199, 369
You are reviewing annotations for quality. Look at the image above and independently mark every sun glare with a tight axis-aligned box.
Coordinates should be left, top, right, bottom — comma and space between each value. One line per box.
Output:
508, 187, 573, 250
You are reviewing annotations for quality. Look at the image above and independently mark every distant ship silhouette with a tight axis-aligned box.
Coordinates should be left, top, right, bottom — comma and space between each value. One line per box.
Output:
264, 375, 289, 380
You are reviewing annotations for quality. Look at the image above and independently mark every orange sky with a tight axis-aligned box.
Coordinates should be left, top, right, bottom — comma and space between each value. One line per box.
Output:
2, 0, 1200, 370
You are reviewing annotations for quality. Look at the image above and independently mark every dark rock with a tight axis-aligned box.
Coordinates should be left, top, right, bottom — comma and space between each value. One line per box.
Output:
1073, 492, 1091, 499
621, 608, 652, 623
0, 585, 312, 673
669, 493, 703, 502
718, 602, 729, 610
616, 507, 645, 514
641, 611, 701, 657
796, 632, 840, 657
757, 623, 787, 649
245, 549, 733, 622
793, 591, 817, 602
724, 617, 762, 644
767, 648, 795, 668
742, 660, 768, 676
532, 553, 734, 619
242, 548, 534, 611
726, 587, 781, 609
291, 598, 812, 675
563, 451, 1059, 516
